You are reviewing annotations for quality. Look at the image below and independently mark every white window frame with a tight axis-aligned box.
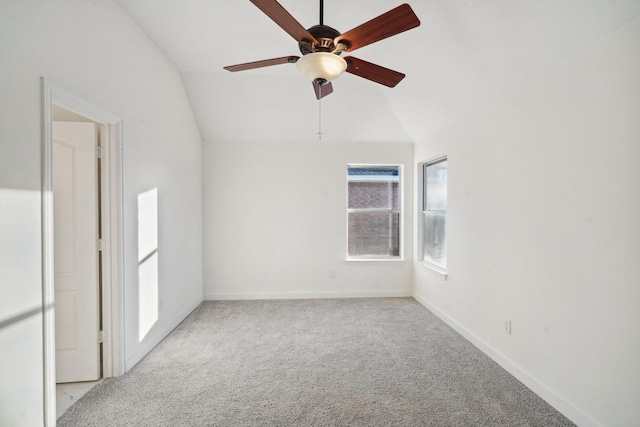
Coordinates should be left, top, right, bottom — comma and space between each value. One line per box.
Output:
346, 164, 404, 262
419, 156, 448, 277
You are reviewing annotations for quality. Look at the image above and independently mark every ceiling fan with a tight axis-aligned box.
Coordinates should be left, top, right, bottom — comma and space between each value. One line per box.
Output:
224, 0, 421, 99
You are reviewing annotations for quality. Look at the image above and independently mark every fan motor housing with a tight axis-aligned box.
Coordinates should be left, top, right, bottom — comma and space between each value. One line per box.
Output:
299, 25, 344, 55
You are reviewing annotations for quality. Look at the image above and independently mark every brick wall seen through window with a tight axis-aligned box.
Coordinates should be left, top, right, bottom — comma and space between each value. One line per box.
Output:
347, 166, 401, 258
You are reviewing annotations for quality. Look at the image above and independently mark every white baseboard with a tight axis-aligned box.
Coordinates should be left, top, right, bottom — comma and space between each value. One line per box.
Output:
125, 296, 202, 371
204, 290, 411, 301
412, 293, 597, 427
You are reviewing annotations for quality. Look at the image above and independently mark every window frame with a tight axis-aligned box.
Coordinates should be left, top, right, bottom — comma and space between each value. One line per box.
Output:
346, 163, 404, 262
419, 156, 448, 277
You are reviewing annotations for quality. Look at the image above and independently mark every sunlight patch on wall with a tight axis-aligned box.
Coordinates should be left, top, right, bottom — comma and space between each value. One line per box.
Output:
137, 188, 158, 342
0, 188, 41, 294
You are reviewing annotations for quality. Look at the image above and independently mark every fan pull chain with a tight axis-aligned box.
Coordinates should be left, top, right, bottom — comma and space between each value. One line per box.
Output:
317, 86, 323, 140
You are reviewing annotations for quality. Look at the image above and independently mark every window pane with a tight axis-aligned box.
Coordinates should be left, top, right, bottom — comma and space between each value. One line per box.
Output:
423, 212, 446, 268
348, 167, 399, 178
348, 181, 399, 210
348, 212, 400, 257
347, 165, 402, 259
425, 160, 447, 211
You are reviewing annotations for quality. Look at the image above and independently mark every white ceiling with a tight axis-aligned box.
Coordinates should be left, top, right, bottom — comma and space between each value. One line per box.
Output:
117, 0, 640, 143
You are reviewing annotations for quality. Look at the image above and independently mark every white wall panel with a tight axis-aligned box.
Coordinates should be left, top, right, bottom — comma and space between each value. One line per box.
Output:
0, 1, 203, 424
203, 142, 414, 299
413, 16, 640, 427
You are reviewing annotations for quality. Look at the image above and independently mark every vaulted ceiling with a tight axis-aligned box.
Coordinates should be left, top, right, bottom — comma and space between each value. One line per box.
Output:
117, 0, 640, 143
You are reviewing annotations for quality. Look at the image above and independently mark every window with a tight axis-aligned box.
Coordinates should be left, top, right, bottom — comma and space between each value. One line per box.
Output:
422, 157, 447, 271
347, 165, 402, 259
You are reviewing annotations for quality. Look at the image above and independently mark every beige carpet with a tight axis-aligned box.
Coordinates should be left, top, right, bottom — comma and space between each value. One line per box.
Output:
58, 298, 575, 426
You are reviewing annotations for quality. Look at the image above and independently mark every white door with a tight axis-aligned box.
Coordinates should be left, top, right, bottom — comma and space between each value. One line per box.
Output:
53, 121, 101, 383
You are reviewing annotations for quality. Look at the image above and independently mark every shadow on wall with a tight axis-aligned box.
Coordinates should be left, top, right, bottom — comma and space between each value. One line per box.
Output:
0, 306, 45, 330
0, 187, 45, 330
138, 188, 158, 343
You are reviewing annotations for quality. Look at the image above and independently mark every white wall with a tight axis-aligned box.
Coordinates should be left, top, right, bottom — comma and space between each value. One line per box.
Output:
413, 16, 640, 427
203, 141, 413, 300
0, 1, 203, 425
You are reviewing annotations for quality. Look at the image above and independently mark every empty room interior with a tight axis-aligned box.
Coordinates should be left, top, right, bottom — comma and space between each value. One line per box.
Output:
1, 0, 639, 426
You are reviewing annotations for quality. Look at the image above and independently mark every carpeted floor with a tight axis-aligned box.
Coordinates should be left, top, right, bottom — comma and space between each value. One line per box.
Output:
57, 298, 575, 426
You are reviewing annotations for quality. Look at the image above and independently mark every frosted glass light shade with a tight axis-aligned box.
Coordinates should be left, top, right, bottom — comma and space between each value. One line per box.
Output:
296, 52, 347, 83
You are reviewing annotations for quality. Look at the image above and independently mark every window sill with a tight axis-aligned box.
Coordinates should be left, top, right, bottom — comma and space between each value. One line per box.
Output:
346, 258, 405, 266
419, 261, 448, 279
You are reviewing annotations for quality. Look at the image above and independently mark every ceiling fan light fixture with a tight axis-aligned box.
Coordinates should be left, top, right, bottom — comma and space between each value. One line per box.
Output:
296, 52, 347, 84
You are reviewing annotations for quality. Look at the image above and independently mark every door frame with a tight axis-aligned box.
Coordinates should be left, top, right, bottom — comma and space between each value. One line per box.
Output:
41, 78, 125, 425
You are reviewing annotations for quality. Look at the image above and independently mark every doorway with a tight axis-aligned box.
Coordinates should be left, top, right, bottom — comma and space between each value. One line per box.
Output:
42, 79, 124, 426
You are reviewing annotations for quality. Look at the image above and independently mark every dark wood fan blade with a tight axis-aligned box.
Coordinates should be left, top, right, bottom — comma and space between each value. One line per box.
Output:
335, 4, 420, 52
224, 56, 299, 72
313, 81, 334, 99
344, 56, 405, 87
250, 0, 318, 44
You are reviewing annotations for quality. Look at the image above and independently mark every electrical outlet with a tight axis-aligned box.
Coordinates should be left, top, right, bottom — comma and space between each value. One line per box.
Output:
329, 270, 336, 278
504, 318, 512, 335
